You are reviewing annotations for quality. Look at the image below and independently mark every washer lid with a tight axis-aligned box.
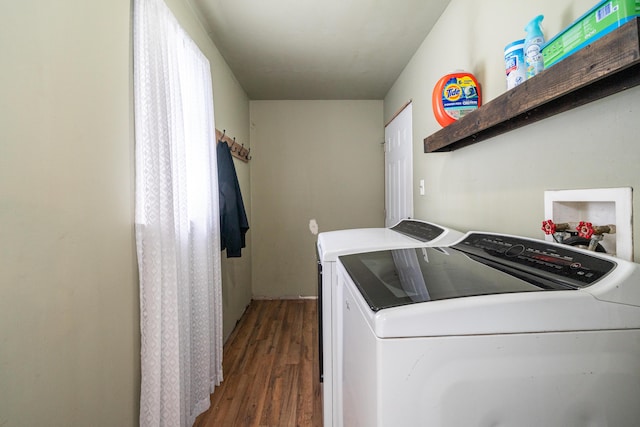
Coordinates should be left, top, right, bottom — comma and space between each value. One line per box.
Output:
339, 233, 616, 312
340, 247, 545, 311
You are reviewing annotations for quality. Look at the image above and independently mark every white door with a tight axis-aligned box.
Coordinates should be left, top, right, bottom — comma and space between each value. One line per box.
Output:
384, 102, 413, 227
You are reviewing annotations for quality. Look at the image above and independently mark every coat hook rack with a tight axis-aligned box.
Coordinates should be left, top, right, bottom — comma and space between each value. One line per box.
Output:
215, 128, 251, 163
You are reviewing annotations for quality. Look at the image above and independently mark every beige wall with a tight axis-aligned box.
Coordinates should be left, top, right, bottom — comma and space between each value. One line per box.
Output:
385, 0, 640, 261
0, 0, 249, 425
250, 100, 384, 297
0, 0, 137, 425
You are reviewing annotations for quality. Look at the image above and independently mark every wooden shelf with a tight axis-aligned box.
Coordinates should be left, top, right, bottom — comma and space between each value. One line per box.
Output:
424, 17, 640, 153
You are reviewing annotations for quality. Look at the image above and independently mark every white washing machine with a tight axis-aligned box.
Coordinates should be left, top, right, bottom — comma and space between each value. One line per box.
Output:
316, 219, 464, 427
337, 231, 640, 426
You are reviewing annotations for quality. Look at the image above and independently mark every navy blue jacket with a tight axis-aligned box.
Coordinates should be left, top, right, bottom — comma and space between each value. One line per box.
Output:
217, 141, 249, 257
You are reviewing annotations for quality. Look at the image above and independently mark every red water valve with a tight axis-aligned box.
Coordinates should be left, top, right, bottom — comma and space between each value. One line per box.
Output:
577, 221, 595, 239
542, 220, 570, 235
541, 219, 556, 235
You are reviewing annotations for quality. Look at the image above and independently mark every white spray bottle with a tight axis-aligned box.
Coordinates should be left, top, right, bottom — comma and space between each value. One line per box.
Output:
524, 15, 545, 78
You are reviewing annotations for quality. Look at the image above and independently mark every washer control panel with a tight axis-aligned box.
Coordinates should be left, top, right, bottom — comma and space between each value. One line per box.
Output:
453, 233, 616, 288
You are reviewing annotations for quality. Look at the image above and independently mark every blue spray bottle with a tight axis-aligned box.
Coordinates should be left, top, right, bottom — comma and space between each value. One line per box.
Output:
524, 15, 545, 78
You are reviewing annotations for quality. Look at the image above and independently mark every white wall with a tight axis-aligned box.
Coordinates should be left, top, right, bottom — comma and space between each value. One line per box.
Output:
250, 100, 384, 297
385, 0, 640, 260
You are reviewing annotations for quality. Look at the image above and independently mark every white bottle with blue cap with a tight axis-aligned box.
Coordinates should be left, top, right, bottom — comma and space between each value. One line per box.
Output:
524, 15, 545, 78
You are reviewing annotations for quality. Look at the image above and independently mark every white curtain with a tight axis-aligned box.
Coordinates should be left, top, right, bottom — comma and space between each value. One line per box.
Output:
133, 0, 223, 425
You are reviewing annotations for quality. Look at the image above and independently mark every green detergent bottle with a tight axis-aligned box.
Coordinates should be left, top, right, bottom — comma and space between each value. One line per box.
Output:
524, 15, 545, 78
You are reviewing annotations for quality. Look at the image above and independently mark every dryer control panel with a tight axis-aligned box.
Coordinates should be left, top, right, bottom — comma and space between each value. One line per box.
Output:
390, 220, 445, 242
453, 233, 617, 288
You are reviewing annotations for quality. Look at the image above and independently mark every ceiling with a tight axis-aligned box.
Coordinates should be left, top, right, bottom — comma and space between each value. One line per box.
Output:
188, 0, 451, 100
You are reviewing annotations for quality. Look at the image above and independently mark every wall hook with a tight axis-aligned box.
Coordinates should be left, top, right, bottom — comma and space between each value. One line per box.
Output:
215, 128, 251, 162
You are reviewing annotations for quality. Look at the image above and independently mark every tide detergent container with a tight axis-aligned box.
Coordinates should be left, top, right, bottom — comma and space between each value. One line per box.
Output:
432, 71, 481, 127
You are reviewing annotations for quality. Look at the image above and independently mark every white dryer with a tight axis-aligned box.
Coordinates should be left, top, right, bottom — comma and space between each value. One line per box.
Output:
316, 219, 464, 427
337, 232, 640, 426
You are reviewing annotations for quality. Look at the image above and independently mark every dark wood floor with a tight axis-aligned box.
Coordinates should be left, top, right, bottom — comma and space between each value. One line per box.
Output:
194, 299, 323, 427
